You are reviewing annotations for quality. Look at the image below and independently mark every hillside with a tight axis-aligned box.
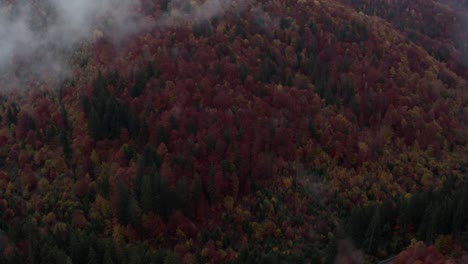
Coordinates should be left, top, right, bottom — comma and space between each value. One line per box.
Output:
0, 0, 466, 263
338, 0, 468, 79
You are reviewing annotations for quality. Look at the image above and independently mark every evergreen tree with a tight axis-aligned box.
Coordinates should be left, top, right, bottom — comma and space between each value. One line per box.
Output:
169, 114, 178, 130
99, 174, 110, 198
60, 129, 72, 162
138, 120, 149, 145
131, 70, 147, 98
156, 125, 168, 145
88, 248, 98, 264
259, 57, 275, 83
70, 233, 88, 264
409, 193, 429, 228
140, 173, 157, 212
134, 144, 160, 201
116, 181, 133, 226
88, 106, 102, 141
364, 206, 381, 253
175, 178, 190, 214
239, 63, 248, 82
347, 206, 371, 248
127, 110, 140, 140
163, 251, 180, 264
417, 204, 434, 243
103, 248, 114, 264
192, 175, 203, 203
158, 176, 174, 223
452, 190, 468, 239
161, 0, 170, 12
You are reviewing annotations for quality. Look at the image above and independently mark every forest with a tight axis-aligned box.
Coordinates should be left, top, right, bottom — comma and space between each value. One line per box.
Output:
0, 0, 466, 263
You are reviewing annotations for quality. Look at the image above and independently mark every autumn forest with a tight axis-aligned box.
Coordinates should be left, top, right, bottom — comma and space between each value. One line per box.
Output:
0, 0, 466, 263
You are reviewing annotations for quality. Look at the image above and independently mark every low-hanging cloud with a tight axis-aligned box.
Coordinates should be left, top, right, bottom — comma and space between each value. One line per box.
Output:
0, 0, 256, 88
0, 0, 142, 86
158, 0, 247, 26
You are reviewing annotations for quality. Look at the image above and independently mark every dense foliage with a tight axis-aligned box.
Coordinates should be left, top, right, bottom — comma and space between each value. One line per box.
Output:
339, 0, 468, 79
0, 0, 466, 263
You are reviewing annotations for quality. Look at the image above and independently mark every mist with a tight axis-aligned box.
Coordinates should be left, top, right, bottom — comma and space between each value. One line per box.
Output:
0, 0, 142, 87
0, 0, 252, 88
159, 0, 247, 26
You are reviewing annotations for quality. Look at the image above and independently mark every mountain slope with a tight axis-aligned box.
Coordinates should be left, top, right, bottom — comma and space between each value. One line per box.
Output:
338, 0, 468, 79
0, 0, 466, 263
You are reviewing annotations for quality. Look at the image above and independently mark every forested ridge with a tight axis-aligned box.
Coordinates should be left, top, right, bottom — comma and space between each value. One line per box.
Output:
0, 0, 466, 263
